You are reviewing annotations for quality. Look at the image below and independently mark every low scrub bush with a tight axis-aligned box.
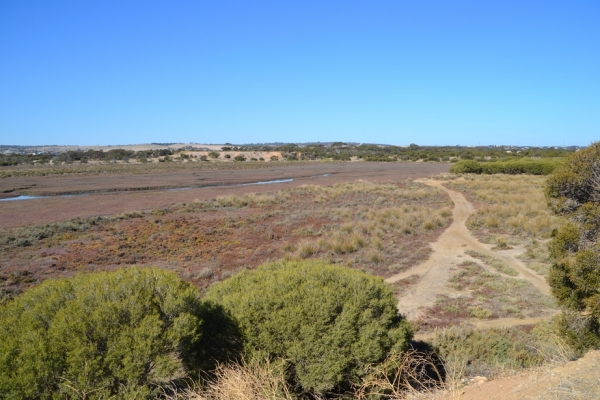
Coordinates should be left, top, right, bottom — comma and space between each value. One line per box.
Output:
0, 216, 110, 248
467, 306, 492, 319
205, 259, 413, 396
450, 158, 561, 175
450, 160, 482, 174
0, 268, 239, 399
433, 323, 573, 380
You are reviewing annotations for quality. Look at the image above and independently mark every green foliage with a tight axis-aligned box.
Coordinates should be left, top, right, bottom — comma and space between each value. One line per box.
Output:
449, 160, 483, 173
0, 268, 211, 399
450, 158, 561, 175
546, 142, 600, 211
553, 310, 600, 354
205, 259, 412, 396
546, 142, 600, 348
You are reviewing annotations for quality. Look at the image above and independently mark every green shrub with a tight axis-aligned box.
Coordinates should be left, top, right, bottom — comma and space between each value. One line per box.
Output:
233, 155, 246, 162
0, 268, 214, 399
205, 259, 412, 396
546, 142, 600, 348
451, 158, 561, 175
546, 142, 600, 212
450, 160, 482, 174
553, 309, 600, 354
468, 306, 492, 319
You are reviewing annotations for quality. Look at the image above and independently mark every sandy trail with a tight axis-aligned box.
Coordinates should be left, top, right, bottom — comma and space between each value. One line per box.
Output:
386, 180, 551, 321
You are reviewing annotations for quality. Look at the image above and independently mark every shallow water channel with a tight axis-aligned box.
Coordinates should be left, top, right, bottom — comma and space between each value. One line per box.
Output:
0, 178, 297, 202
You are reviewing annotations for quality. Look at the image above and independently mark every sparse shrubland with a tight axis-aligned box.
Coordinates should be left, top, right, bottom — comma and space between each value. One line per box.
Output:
0, 180, 452, 302
3, 152, 594, 398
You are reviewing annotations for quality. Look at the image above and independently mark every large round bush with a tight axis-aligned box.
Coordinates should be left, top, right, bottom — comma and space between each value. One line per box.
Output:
0, 268, 206, 399
205, 260, 413, 395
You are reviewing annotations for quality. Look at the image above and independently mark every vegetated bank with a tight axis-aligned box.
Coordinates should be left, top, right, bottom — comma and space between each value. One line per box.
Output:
450, 158, 562, 175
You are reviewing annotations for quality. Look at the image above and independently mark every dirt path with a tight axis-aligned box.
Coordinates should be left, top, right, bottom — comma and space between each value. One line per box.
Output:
386, 180, 551, 321
436, 350, 600, 400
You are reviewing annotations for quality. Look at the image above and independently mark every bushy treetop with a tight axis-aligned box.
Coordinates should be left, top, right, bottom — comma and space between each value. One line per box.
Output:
546, 142, 600, 213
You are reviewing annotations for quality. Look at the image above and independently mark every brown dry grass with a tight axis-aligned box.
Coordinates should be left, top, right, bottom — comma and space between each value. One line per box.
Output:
442, 174, 558, 242
524, 369, 600, 400
168, 350, 447, 400
278, 181, 452, 272
440, 174, 558, 278
0, 180, 452, 299
166, 360, 293, 400
0, 157, 303, 178
355, 349, 446, 399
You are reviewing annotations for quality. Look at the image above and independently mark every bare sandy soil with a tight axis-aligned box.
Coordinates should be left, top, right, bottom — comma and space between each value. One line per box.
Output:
0, 163, 449, 228
434, 350, 600, 400
387, 180, 555, 333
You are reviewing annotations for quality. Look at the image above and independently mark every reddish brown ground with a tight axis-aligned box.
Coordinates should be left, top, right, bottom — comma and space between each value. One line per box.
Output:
0, 162, 451, 300
0, 162, 449, 228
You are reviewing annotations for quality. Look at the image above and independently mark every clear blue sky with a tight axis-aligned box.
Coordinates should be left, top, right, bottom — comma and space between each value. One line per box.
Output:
0, 1, 598, 146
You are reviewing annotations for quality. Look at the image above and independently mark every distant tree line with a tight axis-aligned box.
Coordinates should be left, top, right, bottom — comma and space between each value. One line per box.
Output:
0, 144, 575, 166
0, 148, 176, 166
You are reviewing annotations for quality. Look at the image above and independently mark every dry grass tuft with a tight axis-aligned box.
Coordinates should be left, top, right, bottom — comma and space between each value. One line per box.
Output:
166, 360, 293, 400
355, 349, 446, 400
527, 369, 600, 399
